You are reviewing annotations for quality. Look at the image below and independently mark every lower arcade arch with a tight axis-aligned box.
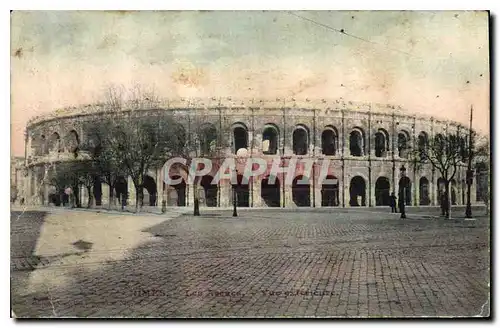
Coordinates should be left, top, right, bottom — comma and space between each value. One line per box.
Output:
321, 175, 339, 207
143, 175, 157, 206
201, 175, 218, 207
375, 177, 391, 206
419, 177, 430, 205
451, 179, 457, 205
349, 176, 366, 206
398, 176, 412, 206
232, 174, 250, 207
115, 176, 128, 205
165, 176, 186, 206
261, 175, 281, 207
437, 177, 446, 205
292, 175, 311, 207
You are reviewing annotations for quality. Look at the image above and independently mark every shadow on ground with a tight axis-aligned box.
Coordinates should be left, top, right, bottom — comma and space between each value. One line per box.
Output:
11, 209, 490, 318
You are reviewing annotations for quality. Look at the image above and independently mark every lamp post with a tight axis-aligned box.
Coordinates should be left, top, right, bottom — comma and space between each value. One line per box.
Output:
232, 168, 238, 217
465, 105, 474, 218
400, 165, 407, 219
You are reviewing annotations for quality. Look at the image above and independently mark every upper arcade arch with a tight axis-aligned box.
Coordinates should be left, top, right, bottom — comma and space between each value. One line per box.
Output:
65, 129, 80, 154
374, 128, 390, 158
262, 123, 280, 155
232, 122, 248, 154
397, 130, 411, 158
292, 124, 310, 155
321, 126, 339, 156
349, 127, 365, 157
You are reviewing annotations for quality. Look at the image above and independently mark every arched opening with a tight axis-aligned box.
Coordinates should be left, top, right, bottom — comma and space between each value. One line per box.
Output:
418, 132, 428, 161
292, 175, 310, 206
419, 177, 430, 205
321, 175, 339, 207
49, 132, 61, 153
49, 192, 61, 206
32, 135, 41, 156
261, 175, 280, 207
143, 175, 157, 206
375, 177, 391, 206
201, 175, 218, 207
93, 176, 102, 206
435, 133, 445, 154
232, 174, 249, 207
66, 130, 80, 153
166, 175, 186, 206
40, 135, 48, 155
233, 124, 248, 154
321, 127, 338, 156
461, 180, 466, 204
115, 176, 128, 206
200, 123, 217, 156
349, 176, 366, 206
293, 126, 309, 155
437, 177, 446, 205
475, 162, 488, 202
398, 176, 412, 206
349, 129, 364, 157
451, 179, 457, 205
262, 125, 279, 155
375, 129, 389, 157
398, 131, 409, 158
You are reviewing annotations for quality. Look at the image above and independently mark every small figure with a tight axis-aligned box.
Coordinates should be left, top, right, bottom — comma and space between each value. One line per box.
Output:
390, 192, 397, 213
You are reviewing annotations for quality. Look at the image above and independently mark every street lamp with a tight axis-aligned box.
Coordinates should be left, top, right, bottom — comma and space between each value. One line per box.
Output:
400, 165, 407, 219
465, 106, 474, 218
232, 169, 238, 217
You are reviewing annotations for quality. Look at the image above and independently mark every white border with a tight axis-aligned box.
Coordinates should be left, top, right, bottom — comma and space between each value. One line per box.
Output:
3, 1, 496, 327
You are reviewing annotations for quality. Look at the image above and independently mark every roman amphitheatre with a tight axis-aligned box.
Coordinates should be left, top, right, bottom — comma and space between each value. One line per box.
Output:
15, 97, 480, 209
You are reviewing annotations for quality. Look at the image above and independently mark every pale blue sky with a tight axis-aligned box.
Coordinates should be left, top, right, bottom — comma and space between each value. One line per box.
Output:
11, 11, 489, 155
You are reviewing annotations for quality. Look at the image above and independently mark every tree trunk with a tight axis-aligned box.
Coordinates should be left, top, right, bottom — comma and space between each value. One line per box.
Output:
193, 184, 200, 216
445, 181, 451, 219
87, 186, 93, 208
135, 187, 144, 213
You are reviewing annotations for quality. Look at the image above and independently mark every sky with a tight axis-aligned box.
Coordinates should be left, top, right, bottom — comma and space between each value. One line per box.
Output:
10, 10, 490, 156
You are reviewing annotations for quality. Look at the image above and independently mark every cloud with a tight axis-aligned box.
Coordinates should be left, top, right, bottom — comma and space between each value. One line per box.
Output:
10, 11, 490, 156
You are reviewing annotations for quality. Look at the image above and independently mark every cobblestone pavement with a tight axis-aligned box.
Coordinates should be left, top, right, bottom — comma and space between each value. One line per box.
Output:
11, 208, 490, 318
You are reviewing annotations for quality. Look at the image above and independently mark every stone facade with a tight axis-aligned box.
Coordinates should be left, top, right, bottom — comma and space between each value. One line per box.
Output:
19, 98, 477, 209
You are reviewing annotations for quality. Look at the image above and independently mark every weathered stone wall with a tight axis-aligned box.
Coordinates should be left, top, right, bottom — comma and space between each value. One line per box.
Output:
22, 99, 474, 208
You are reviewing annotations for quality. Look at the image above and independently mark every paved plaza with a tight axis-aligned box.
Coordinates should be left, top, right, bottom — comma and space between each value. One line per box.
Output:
11, 207, 490, 318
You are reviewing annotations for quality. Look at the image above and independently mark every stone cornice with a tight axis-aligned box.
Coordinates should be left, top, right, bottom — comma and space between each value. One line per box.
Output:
25, 97, 468, 132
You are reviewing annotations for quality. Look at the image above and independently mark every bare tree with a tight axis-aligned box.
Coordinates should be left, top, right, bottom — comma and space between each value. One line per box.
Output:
81, 117, 127, 209
413, 132, 464, 218
86, 85, 186, 212
108, 112, 185, 211
171, 102, 230, 216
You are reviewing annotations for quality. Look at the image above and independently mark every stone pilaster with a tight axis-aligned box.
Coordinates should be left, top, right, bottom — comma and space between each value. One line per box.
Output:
127, 176, 136, 207
252, 178, 262, 207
